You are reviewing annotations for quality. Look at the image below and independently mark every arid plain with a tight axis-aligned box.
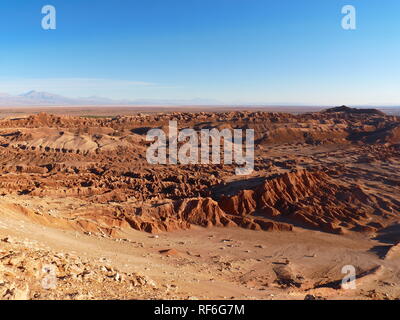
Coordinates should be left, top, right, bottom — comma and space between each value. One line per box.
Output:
0, 105, 399, 300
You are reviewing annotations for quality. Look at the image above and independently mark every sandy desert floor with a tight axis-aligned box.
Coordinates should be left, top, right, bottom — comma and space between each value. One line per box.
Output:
0, 106, 399, 300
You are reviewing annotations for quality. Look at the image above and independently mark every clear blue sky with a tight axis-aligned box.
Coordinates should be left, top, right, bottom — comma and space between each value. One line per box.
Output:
0, 0, 399, 105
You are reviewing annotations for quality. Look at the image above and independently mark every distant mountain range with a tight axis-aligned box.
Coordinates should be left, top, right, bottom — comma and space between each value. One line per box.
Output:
0, 91, 224, 106
1, 91, 399, 110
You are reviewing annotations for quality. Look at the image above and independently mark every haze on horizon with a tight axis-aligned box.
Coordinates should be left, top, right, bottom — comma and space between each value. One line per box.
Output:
0, 0, 400, 106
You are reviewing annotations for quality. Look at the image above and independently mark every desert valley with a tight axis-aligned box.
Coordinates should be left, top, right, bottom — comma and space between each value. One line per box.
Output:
0, 105, 399, 300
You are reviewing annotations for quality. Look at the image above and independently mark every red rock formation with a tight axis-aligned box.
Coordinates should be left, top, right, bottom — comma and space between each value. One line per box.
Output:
0, 111, 399, 235
220, 170, 399, 234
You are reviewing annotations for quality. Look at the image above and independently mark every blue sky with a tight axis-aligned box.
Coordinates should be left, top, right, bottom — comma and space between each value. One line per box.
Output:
0, 0, 399, 105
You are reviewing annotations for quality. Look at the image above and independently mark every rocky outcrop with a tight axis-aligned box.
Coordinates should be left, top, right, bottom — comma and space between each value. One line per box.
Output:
324, 106, 385, 116
220, 170, 399, 234
125, 198, 236, 233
